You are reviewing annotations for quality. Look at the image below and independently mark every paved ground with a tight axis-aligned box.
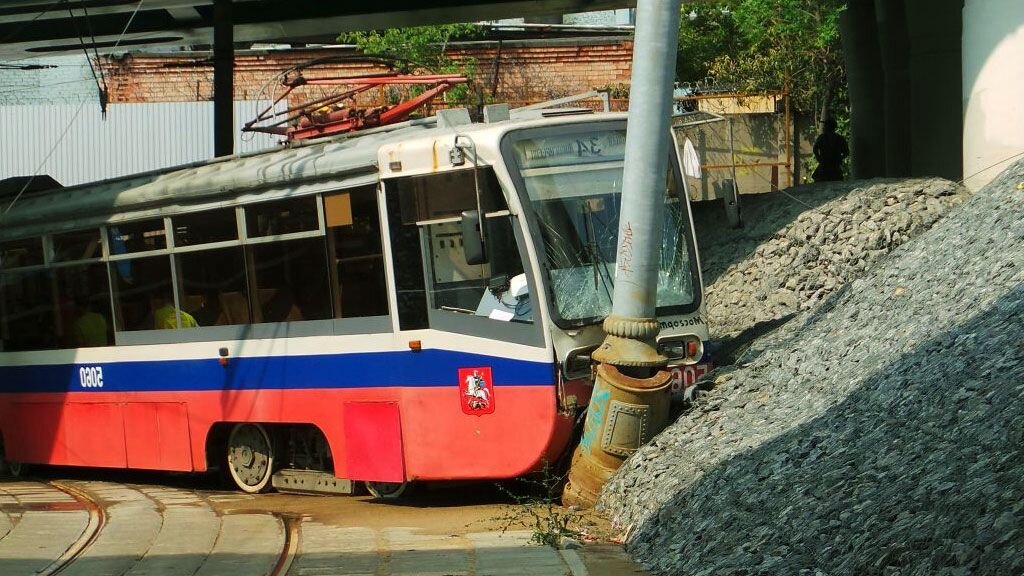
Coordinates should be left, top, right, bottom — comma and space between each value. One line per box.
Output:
0, 472, 647, 576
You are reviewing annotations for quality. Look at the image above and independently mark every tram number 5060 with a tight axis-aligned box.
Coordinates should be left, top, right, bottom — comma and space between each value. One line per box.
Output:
79, 366, 104, 388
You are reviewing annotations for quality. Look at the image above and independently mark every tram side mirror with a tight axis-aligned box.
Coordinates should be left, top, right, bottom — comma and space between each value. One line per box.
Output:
461, 210, 488, 265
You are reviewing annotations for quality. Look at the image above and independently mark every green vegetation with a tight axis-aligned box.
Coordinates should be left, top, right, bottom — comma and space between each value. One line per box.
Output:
494, 467, 593, 549
339, 24, 484, 105
680, 0, 847, 123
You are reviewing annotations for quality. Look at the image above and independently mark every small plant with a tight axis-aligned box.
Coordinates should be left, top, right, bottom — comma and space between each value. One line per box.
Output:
493, 464, 594, 548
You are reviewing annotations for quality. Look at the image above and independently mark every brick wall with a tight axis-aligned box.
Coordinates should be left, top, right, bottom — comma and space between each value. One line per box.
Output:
99, 39, 633, 112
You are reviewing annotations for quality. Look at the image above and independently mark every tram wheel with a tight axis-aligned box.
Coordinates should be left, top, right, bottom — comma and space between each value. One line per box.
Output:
226, 423, 275, 493
364, 481, 410, 500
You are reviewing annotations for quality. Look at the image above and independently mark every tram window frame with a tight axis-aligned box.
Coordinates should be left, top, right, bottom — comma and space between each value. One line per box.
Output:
110, 190, 391, 346
0, 188, 396, 351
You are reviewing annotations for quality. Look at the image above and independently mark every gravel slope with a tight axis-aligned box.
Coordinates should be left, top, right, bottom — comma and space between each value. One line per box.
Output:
599, 164, 1024, 575
694, 178, 967, 342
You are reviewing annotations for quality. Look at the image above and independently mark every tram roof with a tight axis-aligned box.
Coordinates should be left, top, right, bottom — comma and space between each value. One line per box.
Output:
0, 110, 625, 242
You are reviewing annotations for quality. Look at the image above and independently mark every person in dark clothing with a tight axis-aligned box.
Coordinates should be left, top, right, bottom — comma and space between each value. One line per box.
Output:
812, 118, 849, 182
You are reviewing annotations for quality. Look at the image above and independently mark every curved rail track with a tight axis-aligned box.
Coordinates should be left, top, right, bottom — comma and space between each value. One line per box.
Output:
0, 480, 296, 576
0, 476, 623, 576
39, 482, 105, 576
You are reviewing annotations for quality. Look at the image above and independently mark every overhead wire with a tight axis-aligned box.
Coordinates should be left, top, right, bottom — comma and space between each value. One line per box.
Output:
66, 2, 106, 116
0, 76, 98, 97
63, 0, 123, 119
3, 1, 147, 216
112, 0, 145, 51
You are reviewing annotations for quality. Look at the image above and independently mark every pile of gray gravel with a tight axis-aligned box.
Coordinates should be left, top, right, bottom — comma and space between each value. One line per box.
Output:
600, 163, 1024, 575
693, 178, 967, 341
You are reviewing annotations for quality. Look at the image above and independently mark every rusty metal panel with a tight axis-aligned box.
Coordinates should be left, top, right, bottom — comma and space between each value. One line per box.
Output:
0, 101, 282, 187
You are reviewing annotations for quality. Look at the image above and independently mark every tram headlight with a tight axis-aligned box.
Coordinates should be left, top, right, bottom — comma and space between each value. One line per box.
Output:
658, 336, 703, 362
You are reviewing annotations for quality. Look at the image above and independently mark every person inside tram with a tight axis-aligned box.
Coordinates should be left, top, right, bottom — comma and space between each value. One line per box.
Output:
152, 291, 198, 329
72, 296, 110, 347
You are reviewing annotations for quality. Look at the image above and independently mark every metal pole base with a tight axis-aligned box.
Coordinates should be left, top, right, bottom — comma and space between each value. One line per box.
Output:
562, 363, 671, 507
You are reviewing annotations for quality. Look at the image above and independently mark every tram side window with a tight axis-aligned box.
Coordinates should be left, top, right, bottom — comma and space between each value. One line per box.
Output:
0, 237, 55, 351
249, 238, 331, 323
0, 269, 57, 351
109, 255, 177, 331
53, 228, 102, 262
54, 263, 114, 347
178, 247, 249, 326
246, 197, 319, 237
325, 187, 388, 318
0, 237, 44, 268
386, 190, 428, 331
423, 214, 529, 322
174, 208, 238, 246
109, 219, 167, 253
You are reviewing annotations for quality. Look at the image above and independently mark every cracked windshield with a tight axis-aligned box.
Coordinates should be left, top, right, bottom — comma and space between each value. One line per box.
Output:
508, 125, 697, 326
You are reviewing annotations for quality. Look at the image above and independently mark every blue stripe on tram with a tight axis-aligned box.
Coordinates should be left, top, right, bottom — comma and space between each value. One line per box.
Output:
0, 349, 556, 394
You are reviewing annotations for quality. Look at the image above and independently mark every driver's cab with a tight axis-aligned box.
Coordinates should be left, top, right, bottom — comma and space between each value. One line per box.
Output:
377, 112, 710, 400
377, 124, 546, 350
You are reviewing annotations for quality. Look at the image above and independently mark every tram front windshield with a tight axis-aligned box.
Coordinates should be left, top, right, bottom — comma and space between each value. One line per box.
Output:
505, 124, 698, 328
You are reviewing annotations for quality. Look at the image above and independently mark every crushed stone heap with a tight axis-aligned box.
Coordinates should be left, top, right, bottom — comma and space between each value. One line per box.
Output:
599, 163, 1024, 575
694, 178, 967, 341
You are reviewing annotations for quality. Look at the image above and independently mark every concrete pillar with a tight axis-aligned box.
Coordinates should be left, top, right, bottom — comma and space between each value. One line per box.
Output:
213, 0, 234, 158
963, 0, 1024, 190
875, 0, 912, 176
904, 0, 962, 180
840, 0, 886, 179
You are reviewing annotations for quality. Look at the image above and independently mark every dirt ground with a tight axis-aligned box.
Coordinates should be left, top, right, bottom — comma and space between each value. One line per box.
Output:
210, 480, 620, 542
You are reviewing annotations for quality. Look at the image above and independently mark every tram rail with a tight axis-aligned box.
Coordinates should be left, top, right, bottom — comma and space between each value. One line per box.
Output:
36, 482, 104, 576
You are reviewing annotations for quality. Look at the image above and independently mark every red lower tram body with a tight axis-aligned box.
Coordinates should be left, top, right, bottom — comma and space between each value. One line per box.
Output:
0, 348, 577, 484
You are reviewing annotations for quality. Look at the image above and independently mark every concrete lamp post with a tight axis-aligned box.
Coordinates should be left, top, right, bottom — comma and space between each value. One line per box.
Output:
563, 0, 683, 508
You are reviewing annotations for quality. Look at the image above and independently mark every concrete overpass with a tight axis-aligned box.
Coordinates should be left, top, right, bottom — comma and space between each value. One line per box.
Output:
1, 0, 1021, 190
0, 0, 629, 57
843, 0, 1023, 189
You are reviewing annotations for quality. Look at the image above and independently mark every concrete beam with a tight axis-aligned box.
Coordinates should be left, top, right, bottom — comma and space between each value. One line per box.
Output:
875, 0, 911, 177
841, 0, 886, 179
904, 0, 963, 181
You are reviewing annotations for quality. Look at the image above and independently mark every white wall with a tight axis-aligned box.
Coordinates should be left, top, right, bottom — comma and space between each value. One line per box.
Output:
963, 0, 1024, 189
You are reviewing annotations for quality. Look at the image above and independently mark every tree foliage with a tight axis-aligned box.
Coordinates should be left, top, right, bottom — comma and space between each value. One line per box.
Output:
676, 1, 744, 84
339, 24, 484, 104
681, 0, 846, 120
339, 24, 482, 72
